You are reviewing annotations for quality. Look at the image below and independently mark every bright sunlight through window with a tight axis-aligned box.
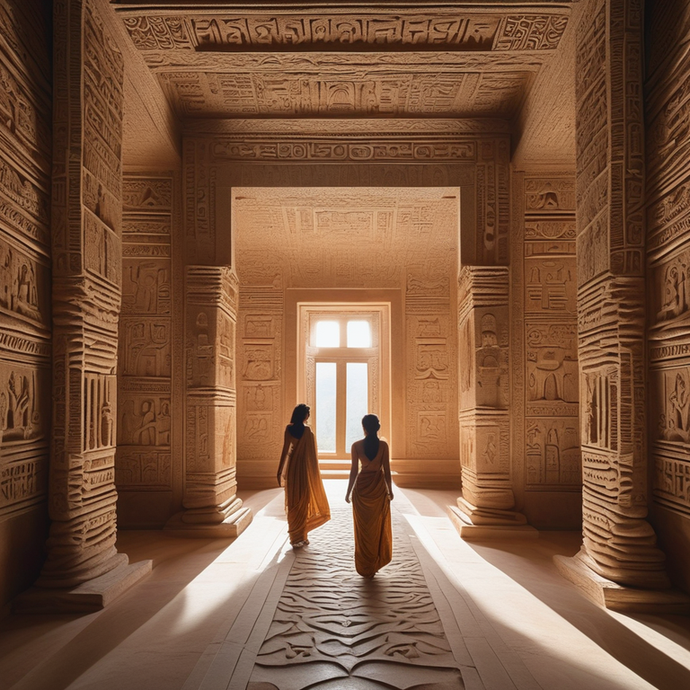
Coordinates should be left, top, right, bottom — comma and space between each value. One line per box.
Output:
315, 321, 340, 347
347, 320, 371, 348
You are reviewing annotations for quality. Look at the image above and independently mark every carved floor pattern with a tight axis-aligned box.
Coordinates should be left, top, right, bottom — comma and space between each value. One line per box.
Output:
248, 501, 466, 690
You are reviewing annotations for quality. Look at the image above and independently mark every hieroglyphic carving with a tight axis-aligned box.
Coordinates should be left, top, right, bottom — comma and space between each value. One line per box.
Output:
526, 322, 578, 416
212, 138, 479, 163
571, 0, 668, 589
0, 0, 51, 536
120, 12, 568, 53
117, 175, 174, 496
407, 314, 456, 457
0, 237, 48, 326
526, 420, 580, 485
474, 138, 510, 264
183, 139, 216, 263
40, 0, 126, 589
159, 70, 529, 119
122, 260, 171, 315
183, 265, 245, 525
237, 287, 283, 465
457, 267, 522, 525
646, 2, 690, 554
519, 176, 581, 492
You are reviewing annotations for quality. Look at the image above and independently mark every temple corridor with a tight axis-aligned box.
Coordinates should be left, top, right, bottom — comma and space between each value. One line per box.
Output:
2, 482, 690, 690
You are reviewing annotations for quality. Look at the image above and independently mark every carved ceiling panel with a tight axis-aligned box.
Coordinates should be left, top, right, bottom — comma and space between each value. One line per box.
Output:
233, 187, 458, 289
111, 3, 573, 121
158, 69, 531, 118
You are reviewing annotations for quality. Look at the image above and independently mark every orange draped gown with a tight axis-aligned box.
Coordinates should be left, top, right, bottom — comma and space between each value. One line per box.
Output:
279, 425, 330, 544
351, 439, 392, 577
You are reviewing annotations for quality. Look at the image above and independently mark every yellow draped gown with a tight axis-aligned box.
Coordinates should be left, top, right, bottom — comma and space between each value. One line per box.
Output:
351, 439, 392, 577
279, 425, 330, 544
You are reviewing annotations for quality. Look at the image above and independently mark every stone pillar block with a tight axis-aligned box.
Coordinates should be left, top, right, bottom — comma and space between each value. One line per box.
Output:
453, 267, 535, 538
166, 265, 251, 536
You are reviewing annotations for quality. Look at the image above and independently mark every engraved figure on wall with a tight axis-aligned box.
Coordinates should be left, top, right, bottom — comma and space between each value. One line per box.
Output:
657, 254, 690, 324
1, 370, 39, 442
119, 398, 169, 447
660, 369, 690, 443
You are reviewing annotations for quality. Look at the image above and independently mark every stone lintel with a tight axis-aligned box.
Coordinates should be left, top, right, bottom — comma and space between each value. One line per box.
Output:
448, 505, 538, 540
554, 550, 690, 614
164, 505, 253, 538
14, 559, 152, 614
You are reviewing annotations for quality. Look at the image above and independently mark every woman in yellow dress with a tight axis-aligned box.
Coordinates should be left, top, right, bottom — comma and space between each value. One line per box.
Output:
345, 414, 394, 577
277, 404, 330, 548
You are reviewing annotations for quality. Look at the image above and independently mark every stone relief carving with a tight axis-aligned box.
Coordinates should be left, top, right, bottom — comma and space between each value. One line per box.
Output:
250, 504, 466, 687
39, 0, 126, 589
526, 323, 578, 416
526, 419, 580, 486
0, 365, 45, 444
160, 70, 529, 119
121, 12, 568, 53
121, 320, 171, 378
525, 258, 576, 314
122, 177, 173, 212
118, 396, 171, 448
0, 238, 46, 324
115, 450, 171, 489
569, 0, 671, 591
212, 138, 479, 163
117, 173, 174, 499
122, 260, 171, 315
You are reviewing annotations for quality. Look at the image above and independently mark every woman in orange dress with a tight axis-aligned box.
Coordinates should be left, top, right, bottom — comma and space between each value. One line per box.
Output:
277, 404, 330, 548
345, 414, 394, 577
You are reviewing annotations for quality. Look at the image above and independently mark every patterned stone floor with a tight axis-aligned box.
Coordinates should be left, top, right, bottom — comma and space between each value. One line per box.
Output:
3, 482, 690, 690
248, 502, 467, 689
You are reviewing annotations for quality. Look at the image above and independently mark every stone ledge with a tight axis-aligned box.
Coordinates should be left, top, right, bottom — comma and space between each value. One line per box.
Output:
554, 552, 690, 614
164, 506, 252, 539
448, 505, 539, 540
13, 560, 152, 614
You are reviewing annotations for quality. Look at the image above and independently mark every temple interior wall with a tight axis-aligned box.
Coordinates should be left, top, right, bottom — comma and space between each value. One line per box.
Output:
645, 0, 690, 592
0, 0, 52, 609
511, 174, 581, 529
5, 0, 690, 611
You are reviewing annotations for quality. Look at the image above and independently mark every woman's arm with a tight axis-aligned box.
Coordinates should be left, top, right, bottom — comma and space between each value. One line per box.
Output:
382, 441, 394, 500
277, 428, 291, 486
345, 443, 359, 503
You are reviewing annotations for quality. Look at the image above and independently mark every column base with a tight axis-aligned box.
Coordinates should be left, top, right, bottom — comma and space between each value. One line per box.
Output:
165, 505, 252, 538
554, 550, 690, 613
448, 505, 538, 540
13, 559, 152, 614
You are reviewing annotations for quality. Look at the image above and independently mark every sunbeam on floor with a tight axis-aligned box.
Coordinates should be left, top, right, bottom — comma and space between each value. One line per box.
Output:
1, 481, 690, 690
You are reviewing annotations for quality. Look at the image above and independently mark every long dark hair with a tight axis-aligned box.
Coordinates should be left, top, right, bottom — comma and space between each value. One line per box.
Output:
290, 404, 310, 424
362, 414, 380, 460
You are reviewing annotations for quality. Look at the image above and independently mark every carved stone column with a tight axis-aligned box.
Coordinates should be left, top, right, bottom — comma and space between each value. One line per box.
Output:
555, 0, 688, 612
165, 265, 251, 536
16, 0, 151, 611
450, 267, 535, 538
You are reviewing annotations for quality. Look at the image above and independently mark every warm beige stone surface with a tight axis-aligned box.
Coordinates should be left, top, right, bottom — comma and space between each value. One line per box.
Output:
645, 0, 690, 596
0, 0, 52, 606
2, 485, 690, 689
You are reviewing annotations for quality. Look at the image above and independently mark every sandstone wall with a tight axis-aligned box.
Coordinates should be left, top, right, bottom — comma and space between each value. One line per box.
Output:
0, 0, 52, 610
512, 174, 581, 528
116, 174, 183, 527
646, 0, 690, 591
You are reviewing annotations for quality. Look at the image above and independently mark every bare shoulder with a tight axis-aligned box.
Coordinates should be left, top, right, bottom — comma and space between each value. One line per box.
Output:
379, 438, 390, 449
